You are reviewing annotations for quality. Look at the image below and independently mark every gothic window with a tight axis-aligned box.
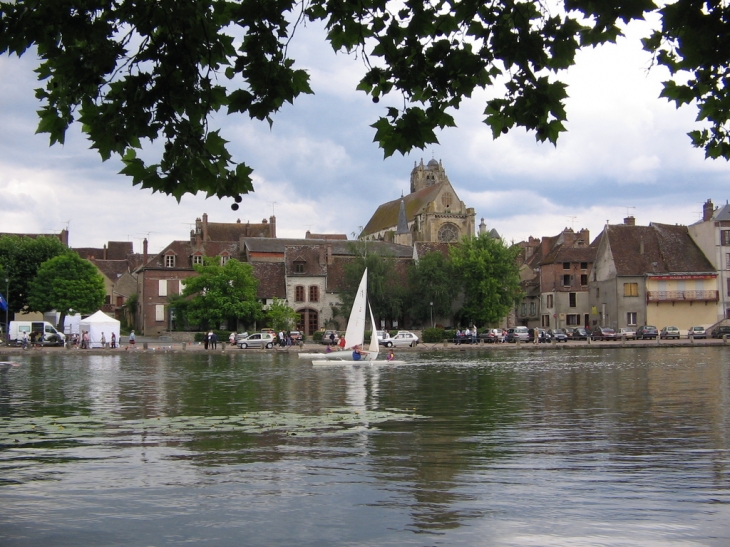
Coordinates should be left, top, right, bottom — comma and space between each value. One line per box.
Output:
437, 223, 459, 242
441, 192, 453, 208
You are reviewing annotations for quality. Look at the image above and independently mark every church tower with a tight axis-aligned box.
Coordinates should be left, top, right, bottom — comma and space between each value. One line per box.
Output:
410, 158, 450, 193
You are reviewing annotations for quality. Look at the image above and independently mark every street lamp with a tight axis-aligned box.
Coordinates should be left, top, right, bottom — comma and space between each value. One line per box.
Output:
430, 301, 433, 328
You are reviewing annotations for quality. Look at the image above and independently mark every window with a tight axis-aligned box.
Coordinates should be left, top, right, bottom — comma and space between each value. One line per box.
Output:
192, 254, 203, 265
580, 274, 588, 286
722, 230, 730, 246
529, 301, 536, 315
116, 296, 124, 306
520, 303, 527, 316
726, 253, 730, 269
295, 286, 305, 302
566, 314, 579, 326
164, 254, 175, 268
546, 294, 554, 308
438, 223, 459, 242
563, 274, 571, 286
104, 295, 111, 305
727, 278, 730, 297
569, 292, 577, 307
627, 312, 637, 326
624, 283, 639, 297
294, 261, 305, 274
220, 255, 229, 266
309, 285, 319, 302
158, 280, 167, 297
155, 304, 165, 322
563, 262, 570, 270
541, 315, 550, 327
580, 262, 588, 270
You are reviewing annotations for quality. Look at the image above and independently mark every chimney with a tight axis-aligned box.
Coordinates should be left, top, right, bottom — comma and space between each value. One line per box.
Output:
703, 199, 714, 221
103, 243, 107, 260
541, 236, 551, 258
269, 215, 276, 238
143, 238, 148, 265
624, 216, 635, 226
202, 213, 209, 241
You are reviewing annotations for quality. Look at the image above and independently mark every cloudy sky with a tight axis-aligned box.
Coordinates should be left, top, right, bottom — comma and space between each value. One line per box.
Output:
1, 15, 729, 256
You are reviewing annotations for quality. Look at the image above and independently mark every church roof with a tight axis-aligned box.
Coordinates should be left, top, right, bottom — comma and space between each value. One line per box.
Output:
361, 183, 444, 236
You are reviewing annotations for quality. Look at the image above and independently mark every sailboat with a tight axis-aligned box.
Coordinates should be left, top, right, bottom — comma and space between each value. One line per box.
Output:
311, 269, 405, 366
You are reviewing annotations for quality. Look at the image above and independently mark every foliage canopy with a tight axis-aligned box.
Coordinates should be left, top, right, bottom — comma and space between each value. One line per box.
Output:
0, 235, 70, 314
27, 252, 106, 328
2, 1, 728, 201
180, 258, 260, 329
449, 233, 523, 326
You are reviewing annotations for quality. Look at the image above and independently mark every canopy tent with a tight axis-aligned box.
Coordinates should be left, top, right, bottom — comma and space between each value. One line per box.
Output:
79, 310, 120, 348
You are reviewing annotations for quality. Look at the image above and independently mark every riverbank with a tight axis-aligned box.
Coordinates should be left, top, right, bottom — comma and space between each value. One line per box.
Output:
1, 336, 728, 355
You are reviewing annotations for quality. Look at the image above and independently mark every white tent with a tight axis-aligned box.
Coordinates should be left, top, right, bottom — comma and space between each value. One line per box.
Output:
79, 310, 120, 348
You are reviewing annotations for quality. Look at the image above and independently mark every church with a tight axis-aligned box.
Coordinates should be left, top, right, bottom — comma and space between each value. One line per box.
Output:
359, 158, 476, 245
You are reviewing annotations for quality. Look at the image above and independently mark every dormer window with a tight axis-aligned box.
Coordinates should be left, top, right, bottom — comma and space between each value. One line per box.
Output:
220, 254, 230, 266
165, 253, 176, 268
192, 254, 203, 265
294, 261, 305, 274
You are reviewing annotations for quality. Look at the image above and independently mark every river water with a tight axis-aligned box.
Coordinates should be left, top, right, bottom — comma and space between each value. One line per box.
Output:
1, 347, 729, 546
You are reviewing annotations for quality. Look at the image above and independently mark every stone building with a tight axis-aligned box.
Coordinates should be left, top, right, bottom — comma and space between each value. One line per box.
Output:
360, 159, 476, 245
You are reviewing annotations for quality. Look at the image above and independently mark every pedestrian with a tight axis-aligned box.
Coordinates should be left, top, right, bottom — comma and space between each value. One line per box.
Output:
22, 331, 28, 350
204, 331, 210, 350
110, 332, 116, 348
329, 331, 335, 345
229, 332, 235, 345
533, 327, 539, 344
279, 330, 285, 347
129, 330, 135, 346
211, 331, 218, 350
101, 332, 106, 348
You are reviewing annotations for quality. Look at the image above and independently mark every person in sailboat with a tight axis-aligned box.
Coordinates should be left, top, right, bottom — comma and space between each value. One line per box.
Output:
387, 349, 395, 361
352, 344, 368, 361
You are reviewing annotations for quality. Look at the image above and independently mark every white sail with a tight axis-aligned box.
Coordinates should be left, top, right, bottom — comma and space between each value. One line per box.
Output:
367, 302, 379, 361
343, 268, 367, 350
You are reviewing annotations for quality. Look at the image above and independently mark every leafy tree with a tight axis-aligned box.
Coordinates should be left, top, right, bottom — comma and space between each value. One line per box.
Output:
0, 235, 69, 314
407, 251, 458, 326
265, 298, 300, 333
27, 253, 106, 330
449, 233, 523, 327
340, 242, 405, 327
2, 1, 727, 201
181, 258, 260, 330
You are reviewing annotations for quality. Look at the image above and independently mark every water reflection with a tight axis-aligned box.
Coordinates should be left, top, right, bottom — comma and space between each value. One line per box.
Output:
0, 348, 729, 546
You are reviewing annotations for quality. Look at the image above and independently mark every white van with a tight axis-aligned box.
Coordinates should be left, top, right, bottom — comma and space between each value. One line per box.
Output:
8, 321, 66, 346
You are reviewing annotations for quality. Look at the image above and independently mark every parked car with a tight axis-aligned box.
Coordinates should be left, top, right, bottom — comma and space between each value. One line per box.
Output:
289, 331, 303, 342
687, 326, 707, 339
384, 331, 419, 347
660, 326, 681, 340
505, 326, 530, 343
237, 333, 275, 349
618, 328, 636, 340
481, 328, 505, 343
569, 327, 590, 341
235, 332, 250, 343
591, 326, 617, 341
547, 328, 568, 342
636, 325, 658, 340
711, 325, 730, 338
321, 330, 340, 345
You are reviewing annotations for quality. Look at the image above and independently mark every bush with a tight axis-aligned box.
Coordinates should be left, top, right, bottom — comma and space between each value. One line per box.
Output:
422, 327, 446, 343
312, 331, 324, 342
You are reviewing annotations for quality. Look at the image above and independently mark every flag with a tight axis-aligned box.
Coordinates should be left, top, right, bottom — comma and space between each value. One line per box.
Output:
0, 294, 7, 312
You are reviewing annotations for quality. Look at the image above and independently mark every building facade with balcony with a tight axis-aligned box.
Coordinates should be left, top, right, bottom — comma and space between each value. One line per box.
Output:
590, 219, 717, 331
688, 198, 730, 321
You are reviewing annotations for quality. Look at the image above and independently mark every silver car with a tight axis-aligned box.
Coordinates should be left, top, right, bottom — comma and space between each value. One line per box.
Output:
237, 333, 275, 349
382, 331, 419, 347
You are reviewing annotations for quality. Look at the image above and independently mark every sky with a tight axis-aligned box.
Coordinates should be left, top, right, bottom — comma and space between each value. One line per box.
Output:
1, 15, 729, 256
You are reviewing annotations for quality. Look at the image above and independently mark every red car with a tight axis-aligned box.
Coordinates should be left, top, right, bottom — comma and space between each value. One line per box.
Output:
591, 326, 617, 341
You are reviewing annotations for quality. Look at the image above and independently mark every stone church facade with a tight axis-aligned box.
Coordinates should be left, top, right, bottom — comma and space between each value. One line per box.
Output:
359, 159, 476, 245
